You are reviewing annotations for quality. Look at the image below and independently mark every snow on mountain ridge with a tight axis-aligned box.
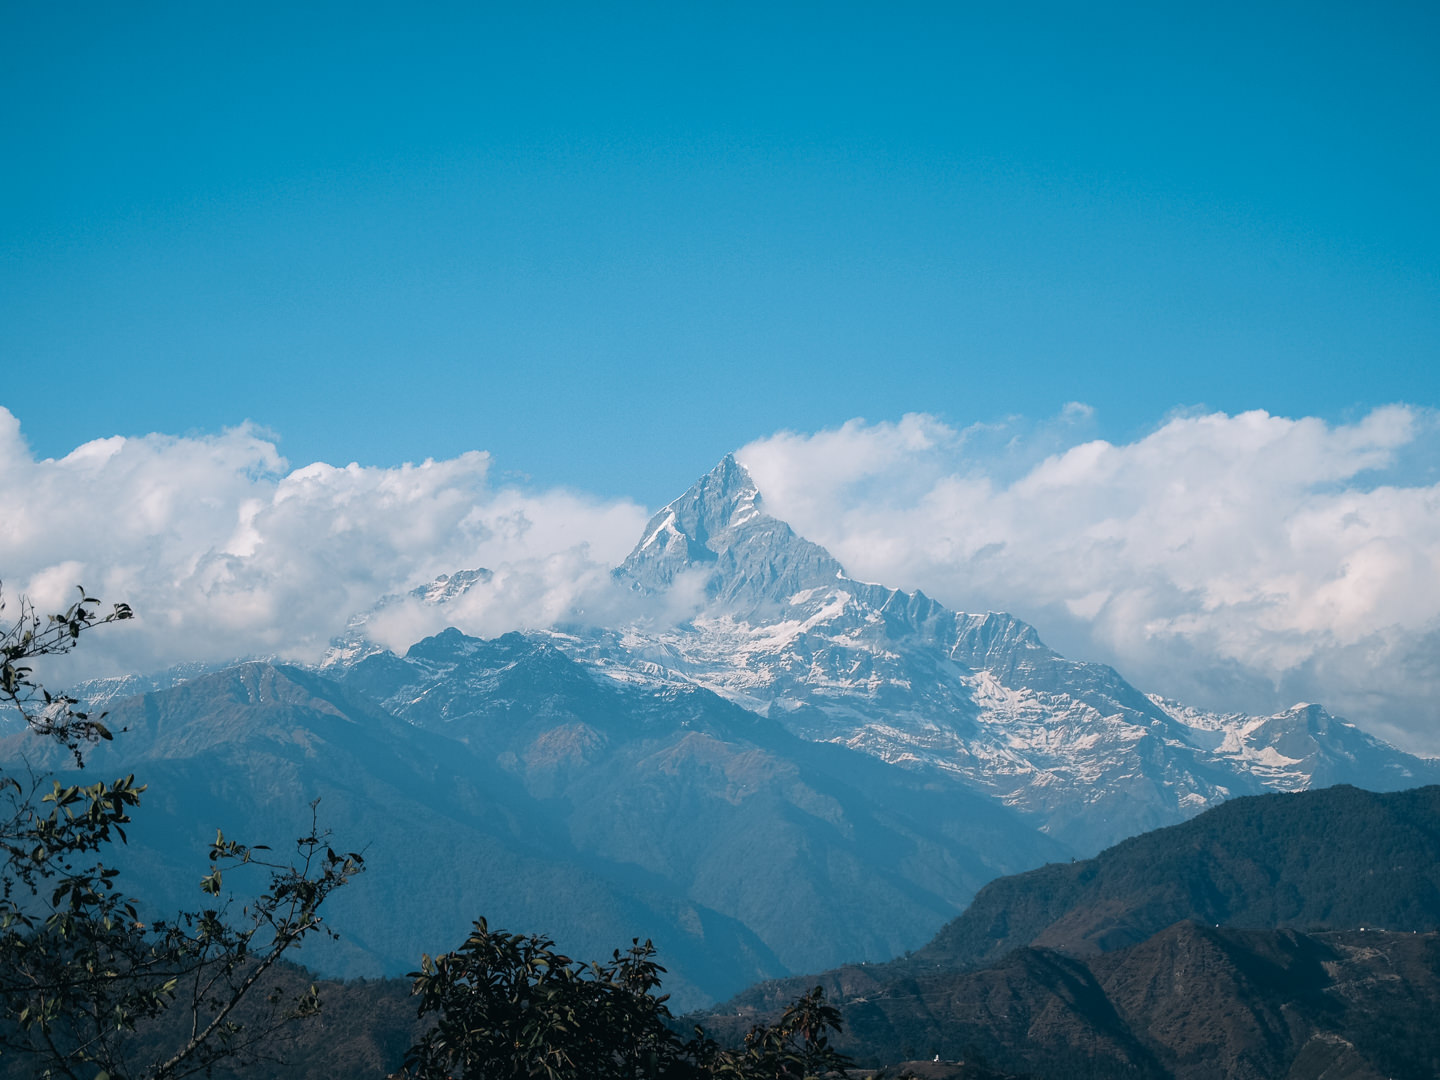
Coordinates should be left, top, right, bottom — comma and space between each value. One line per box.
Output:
572, 457, 1440, 850
617, 454, 846, 614
321, 455, 1440, 854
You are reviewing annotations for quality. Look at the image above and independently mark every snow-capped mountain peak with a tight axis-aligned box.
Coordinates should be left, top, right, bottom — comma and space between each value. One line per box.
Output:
579, 456, 1440, 851
327, 455, 1440, 855
617, 454, 845, 614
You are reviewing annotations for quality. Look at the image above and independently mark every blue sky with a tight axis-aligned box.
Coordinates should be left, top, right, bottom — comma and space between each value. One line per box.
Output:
4, 1, 1437, 503
3, 4, 1440, 747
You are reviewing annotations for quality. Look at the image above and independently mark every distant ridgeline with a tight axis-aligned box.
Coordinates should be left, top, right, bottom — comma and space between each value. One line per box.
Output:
15, 456, 1440, 1015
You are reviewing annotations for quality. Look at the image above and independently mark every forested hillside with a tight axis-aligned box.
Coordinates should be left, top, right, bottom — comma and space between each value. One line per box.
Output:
703, 785, 1440, 1079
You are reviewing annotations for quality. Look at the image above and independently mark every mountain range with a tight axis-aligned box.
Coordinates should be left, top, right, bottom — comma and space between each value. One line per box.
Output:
12, 455, 1438, 1008
333, 454, 1440, 851
7, 783, 1433, 1079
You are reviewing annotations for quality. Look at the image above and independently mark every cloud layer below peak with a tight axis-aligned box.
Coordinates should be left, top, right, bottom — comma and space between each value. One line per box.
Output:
0, 408, 648, 680
2, 404, 1438, 754
739, 406, 1440, 752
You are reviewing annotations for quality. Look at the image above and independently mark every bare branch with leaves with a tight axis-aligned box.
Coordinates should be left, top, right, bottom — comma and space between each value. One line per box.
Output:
0, 585, 133, 764
0, 585, 363, 1080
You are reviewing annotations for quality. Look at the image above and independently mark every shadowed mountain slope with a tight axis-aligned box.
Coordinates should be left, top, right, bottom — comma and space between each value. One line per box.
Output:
717, 784, 1440, 1014
914, 783, 1440, 970
2, 662, 784, 1007
336, 628, 1065, 976
5, 639, 1063, 1007
830, 924, 1440, 1080
700, 784, 1440, 1079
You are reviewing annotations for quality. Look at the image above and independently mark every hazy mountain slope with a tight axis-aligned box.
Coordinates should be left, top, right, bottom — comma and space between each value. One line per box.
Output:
5, 644, 1064, 1007
337, 628, 1067, 974
1, 662, 785, 1008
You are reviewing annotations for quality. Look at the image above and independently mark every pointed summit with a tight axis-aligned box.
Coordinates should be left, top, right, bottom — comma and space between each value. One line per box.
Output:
630, 457, 760, 558
616, 454, 845, 610
628, 454, 763, 561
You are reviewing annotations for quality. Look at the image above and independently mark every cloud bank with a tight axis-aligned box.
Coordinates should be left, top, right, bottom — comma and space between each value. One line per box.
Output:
0, 407, 648, 681
738, 407, 1440, 753
3, 404, 1437, 754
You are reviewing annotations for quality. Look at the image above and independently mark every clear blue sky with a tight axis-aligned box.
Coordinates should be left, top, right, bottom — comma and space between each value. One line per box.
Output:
4, 0, 1437, 503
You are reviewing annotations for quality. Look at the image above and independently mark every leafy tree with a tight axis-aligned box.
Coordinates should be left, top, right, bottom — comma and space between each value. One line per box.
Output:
705, 987, 852, 1080
396, 918, 853, 1080
0, 587, 363, 1080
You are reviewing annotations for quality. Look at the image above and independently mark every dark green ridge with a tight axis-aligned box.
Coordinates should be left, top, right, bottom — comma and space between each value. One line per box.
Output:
715, 783, 1440, 1015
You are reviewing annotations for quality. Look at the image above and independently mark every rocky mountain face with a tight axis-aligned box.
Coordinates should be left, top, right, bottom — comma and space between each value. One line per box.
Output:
438, 455, 1438, 854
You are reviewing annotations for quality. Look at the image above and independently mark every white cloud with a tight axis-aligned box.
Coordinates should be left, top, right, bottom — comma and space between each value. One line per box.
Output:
5, 403, 1438, 755
738, 406, 1440, 754
0, 408, 648, 680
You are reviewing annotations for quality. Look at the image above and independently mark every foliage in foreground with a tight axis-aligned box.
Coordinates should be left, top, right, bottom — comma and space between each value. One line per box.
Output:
0, 587, 362, 1079
397, 919, 853, 1080
1, 587, 850, 1078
